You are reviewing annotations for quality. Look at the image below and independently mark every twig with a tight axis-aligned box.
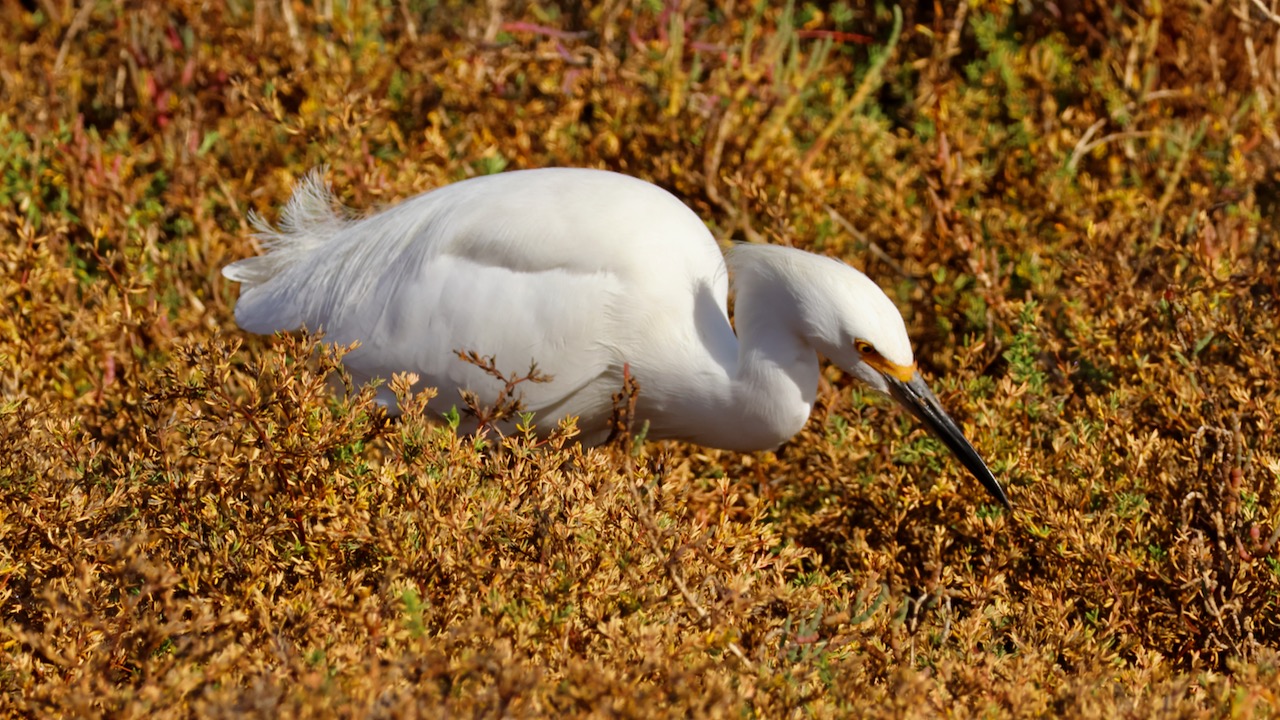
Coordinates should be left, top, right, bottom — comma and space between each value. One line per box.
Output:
1248, 0, 1280, 24
802, 5, 903, 170
54, 0, 96, 74
605, 363, 641, 448
398, 0, 418, 41
942, 2, 969, 61
795, 29, 873, 44
1065, 119, 1106, 174
824, 205, 916, 280
1152, 121, 1207, 239
455, 350, 552, 437
1067, 128, 1154, 173
279, 0, 305, 57
501, 22, 592, 40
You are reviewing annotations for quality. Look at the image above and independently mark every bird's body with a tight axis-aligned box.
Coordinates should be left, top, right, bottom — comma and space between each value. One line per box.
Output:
225, 168, 1011, 506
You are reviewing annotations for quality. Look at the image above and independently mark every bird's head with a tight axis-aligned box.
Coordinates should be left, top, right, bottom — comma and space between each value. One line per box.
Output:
757, 247, 1013, 509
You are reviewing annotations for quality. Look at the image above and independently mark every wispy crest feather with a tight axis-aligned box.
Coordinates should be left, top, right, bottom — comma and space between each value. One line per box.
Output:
222, 168, 348, 288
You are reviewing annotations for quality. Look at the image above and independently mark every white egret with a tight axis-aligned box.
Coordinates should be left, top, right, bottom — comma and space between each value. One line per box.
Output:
223, 168, 1010, 507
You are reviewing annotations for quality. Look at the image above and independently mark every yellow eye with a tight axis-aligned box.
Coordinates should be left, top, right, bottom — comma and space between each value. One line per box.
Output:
855, 340, 874, 355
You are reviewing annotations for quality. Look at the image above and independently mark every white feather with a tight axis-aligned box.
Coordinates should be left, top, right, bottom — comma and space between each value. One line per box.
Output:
225, 169, 916, 449
223, 169, 348, 289
223, 167, 1012, 504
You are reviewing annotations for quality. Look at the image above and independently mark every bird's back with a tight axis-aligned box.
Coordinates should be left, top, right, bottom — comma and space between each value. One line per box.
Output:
224, 168, 732, 441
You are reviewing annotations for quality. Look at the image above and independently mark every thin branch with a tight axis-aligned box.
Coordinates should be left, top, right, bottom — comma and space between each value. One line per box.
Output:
1068, 128, 1155, 173
824, 205, 916, 280
54, 0, 96, 74
1249, 0, 1280, 24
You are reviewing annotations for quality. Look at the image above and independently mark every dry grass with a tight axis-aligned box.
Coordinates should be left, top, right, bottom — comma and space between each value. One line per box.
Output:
2, 0, 1279, 716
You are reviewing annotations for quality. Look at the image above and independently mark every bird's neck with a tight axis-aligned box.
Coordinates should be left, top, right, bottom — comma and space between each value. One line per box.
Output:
677, 298, 820, 452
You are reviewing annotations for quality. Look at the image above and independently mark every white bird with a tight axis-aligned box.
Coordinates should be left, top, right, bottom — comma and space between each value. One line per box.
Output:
223, 168, 1010, 507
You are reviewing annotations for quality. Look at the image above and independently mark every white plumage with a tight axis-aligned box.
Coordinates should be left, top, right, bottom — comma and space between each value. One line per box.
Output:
224, 168, 1010, 507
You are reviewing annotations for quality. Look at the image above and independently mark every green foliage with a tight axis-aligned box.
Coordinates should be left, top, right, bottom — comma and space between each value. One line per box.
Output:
1003, 300, 1048, 394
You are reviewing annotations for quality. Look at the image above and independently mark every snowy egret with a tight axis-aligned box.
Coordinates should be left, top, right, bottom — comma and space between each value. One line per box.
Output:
224, 168, 1010, 508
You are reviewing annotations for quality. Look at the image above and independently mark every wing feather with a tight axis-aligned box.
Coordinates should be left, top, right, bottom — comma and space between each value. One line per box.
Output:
225, 167, 732, 438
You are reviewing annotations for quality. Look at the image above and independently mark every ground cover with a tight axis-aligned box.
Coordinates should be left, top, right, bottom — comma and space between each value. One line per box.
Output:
2, 1, 1278, 716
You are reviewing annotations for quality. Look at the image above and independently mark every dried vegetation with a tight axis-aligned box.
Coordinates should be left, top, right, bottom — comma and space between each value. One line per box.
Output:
2, 0, 1280, 716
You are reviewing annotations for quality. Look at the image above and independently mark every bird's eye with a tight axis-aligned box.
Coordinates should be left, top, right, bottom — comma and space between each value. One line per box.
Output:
855, 340, 874, 355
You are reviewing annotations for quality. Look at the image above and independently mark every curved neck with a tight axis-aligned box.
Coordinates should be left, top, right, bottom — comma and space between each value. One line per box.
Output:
717, 321, 820, 451
649, 286, 819, 452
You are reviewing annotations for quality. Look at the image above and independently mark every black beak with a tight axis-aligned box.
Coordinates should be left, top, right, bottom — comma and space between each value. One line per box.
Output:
886, 371, 1011, 509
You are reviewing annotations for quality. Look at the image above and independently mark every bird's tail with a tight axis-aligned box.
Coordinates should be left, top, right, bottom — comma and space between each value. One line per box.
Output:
222, 169, 347, 289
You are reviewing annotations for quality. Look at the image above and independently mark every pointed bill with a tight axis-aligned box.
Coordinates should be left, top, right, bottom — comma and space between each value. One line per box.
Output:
885, 371, 1011, 509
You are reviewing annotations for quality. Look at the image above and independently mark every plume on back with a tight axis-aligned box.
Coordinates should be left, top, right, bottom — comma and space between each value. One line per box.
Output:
222, 170, 348, 290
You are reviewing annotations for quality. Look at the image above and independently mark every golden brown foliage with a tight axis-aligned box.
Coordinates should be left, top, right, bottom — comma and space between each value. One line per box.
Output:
2, 0, 1279, 716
